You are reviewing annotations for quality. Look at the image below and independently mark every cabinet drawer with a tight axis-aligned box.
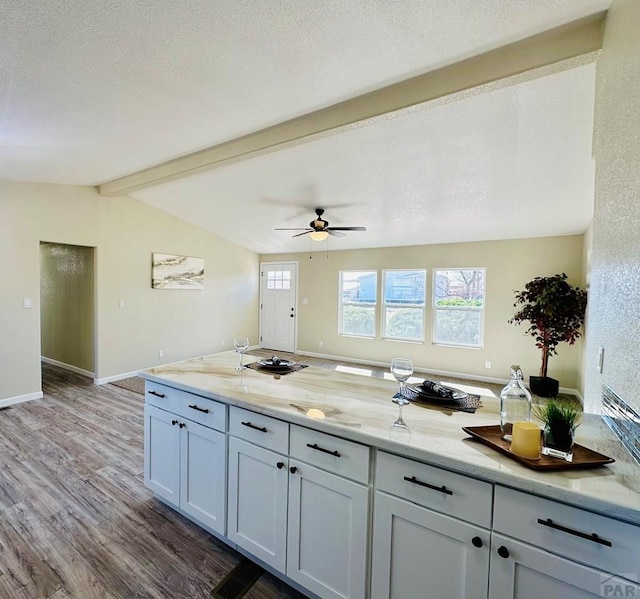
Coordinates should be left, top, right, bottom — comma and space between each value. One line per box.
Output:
229, 406, 289, 454
177, 394, 226, 432
145, 381, 182, 413
494, 486, 640, 578
290, 425, 370, 484
375, 451, 493, 528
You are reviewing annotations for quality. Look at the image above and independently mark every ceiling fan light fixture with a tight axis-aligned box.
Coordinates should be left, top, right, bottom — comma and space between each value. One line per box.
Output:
309, 231, 329, 242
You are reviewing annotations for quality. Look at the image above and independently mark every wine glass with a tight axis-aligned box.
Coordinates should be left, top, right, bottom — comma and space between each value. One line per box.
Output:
390, 358, 413, 432
233, 336, 249, 370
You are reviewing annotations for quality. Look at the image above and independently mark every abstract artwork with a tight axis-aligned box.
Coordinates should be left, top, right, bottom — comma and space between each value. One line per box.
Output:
152, 253, 204, 289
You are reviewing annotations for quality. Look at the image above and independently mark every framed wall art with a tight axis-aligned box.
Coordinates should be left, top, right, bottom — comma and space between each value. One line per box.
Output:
152, 253, 204, 289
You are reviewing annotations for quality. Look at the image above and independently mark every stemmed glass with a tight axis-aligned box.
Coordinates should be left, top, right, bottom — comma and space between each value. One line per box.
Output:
233, 336, 249, 371
390, 358, 413, 432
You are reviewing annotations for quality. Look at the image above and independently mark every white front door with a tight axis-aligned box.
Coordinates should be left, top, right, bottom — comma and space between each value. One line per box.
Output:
260, 262, 297, 352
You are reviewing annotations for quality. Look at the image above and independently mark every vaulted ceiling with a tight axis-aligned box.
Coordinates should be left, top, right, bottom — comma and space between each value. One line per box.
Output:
1, 0, 610, 253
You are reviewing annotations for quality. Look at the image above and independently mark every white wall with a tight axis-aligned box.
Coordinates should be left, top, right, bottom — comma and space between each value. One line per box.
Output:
262, 234, 585, 390
0, 181, 260, 401
584, 0, 640, 413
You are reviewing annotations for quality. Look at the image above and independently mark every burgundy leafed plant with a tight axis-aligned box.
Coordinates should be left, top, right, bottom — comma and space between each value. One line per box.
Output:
509, 273, 587, 378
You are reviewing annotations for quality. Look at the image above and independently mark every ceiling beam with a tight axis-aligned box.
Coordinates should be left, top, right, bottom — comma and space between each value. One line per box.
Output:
98, 12, 606, 197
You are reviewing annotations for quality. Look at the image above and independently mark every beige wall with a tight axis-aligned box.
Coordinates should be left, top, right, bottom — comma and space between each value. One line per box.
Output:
40, 243, 95, 373
262, 234, 585, 389
0, 181, 260, 401
584, 0, 640, 413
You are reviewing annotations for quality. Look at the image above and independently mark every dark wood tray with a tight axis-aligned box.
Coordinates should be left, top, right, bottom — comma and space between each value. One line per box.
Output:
462, 425, 615, 470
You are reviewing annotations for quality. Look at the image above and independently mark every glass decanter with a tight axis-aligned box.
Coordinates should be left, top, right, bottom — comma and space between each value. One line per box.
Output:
500, 365, 532, 441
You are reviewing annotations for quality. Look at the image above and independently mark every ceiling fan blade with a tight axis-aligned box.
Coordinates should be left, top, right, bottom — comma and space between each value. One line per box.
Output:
274, 227, 312, 231
327, 226, 366, 231
328, 230, 346, 237
292, 231, 311, 238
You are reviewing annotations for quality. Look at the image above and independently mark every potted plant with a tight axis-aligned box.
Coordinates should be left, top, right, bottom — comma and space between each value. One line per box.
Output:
533, 400, 582, 461
509, 273, 587, 397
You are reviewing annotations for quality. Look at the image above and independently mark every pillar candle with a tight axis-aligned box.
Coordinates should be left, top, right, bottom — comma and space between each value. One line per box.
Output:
510, 421, 541, 459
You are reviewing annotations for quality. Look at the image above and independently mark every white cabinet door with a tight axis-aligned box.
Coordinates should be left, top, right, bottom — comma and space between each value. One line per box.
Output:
287, 461, 369, 599
227, 436, 288, 572
489, 533, 640, 599
180, 419, 227, 535
144, 404, 181, 507
371, 491, 490, 599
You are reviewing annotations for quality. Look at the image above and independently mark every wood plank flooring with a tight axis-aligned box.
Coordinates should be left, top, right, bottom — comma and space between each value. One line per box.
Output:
0, 364, 306, 599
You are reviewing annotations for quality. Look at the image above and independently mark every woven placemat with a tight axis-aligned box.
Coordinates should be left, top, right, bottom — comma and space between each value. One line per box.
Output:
245, 362, 309, 376
396, 388, 482, 413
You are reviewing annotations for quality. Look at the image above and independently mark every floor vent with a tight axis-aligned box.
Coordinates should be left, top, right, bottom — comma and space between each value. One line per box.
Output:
602, 384, 640, 465
210, 558, 265, 599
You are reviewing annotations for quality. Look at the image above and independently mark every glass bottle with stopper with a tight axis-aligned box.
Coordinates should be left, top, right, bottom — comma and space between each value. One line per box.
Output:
500, 365, 533, 441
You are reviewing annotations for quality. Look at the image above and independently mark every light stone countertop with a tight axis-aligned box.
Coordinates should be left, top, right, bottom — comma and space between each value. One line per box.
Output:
140, 351, 640, 526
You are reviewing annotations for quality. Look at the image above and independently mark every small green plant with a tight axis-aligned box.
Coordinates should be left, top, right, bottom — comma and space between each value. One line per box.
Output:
533, 400, 582, 450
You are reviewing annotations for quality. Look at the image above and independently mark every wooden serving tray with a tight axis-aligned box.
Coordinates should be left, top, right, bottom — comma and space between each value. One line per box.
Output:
462, 425, 615, 470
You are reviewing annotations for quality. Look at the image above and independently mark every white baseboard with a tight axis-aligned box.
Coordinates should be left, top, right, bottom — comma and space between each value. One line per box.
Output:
0, 391, 43, 409
296, 350, 580, 398
94, 370, 142, 385
41, 356, 94, 378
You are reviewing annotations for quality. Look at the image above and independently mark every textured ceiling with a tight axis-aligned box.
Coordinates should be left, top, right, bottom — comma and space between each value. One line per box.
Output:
0, 0, 609, 253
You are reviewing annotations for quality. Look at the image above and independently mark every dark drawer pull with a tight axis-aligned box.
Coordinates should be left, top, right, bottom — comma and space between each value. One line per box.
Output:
178, 422, 185, 429
148, 390, 166, 398
241, 421, 268, 433
306, 443, 341, 457
171, 420, 178, 426
403, 475, 453, 496
188, 404, 209, 414
537, 518, 612, 547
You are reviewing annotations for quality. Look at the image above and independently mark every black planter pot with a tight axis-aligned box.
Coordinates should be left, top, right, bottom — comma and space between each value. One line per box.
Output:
529, 376, 559, 398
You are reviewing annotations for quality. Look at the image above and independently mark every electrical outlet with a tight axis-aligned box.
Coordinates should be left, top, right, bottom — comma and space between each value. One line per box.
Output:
159, 350, 165, 358
318, 341, 324, 349
484, 360, 492, 369
221, 338, 225, 347
119, 299, 125, 309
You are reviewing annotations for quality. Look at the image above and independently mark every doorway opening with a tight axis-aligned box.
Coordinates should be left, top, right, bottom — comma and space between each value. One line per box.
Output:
39, 242, 96, 378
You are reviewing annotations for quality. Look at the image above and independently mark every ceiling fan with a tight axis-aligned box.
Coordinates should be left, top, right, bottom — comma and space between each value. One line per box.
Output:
275, 208, 366, 241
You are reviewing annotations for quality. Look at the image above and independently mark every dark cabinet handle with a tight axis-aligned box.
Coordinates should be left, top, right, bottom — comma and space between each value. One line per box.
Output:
241, 421, 268, 433
188, 404, 210, 414
497, 546, 510, 559
306, 443, 341, 457
148, 390, 166, 398
179, 422, 185, 429
472, 536, 483, 548
403, 475, 453, 496
276, 462, 285, 470
171, 419, 178, 426
289, 466, 298, 474
537, 518, 612, 547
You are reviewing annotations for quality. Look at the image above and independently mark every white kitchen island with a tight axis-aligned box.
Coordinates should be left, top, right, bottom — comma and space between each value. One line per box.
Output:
140, 352, 640, 599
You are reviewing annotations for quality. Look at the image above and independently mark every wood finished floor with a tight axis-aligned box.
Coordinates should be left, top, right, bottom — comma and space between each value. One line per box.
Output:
0, 364, 306, 599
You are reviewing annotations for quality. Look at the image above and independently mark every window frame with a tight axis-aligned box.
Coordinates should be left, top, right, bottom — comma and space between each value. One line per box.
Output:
381, 269, 426, 342
338, 270, 378, 339
432, 267, 486, 349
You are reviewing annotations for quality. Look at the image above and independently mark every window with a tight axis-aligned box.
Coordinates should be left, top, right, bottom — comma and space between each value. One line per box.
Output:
433, 269, 485, 347
266, 270, 291, 290
382, 270, 426, 341
339, 271, 377, 337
